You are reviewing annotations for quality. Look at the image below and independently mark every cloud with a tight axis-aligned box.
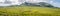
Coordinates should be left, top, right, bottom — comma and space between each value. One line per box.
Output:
50, 1, 53, 3
52, 2, 60, 7
25, 0, 49, 3
0, 0, 4, 2
0, 0, 60, 7
49, 0, 60, 7
25, 0, 60, 7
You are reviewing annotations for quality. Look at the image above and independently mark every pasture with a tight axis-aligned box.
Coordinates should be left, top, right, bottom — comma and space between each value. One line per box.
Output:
0, 6, 59, 16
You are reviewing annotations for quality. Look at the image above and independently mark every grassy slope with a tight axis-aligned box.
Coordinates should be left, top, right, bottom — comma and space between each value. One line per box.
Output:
0, 5, 60, 16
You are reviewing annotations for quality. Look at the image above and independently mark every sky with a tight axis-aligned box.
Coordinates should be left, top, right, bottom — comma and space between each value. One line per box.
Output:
52, 0, 60, 7
0, 0, 60, 7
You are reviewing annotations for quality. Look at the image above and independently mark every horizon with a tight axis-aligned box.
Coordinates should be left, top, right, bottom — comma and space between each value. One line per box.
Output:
0, 0, 60, 7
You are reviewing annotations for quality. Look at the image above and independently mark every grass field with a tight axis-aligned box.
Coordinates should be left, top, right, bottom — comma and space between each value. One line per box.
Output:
0, 6, 59, 16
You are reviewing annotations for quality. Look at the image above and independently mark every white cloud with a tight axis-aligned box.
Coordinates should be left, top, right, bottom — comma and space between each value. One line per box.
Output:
49, 0, 60, 7
52, 2, 60, 7
0, 0, 60, 7
0, 0, 4, 2
50, 1, 53, 3
26, 0, 49, 3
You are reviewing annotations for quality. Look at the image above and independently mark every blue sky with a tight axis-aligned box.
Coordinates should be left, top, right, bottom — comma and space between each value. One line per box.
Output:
52, 0, 60, 7
55, 0, 60, 2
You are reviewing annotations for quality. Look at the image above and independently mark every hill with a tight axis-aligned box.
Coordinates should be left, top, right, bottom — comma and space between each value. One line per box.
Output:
0, 2, 59, 16
24, 2, 54, 7
0, 5, 59, 16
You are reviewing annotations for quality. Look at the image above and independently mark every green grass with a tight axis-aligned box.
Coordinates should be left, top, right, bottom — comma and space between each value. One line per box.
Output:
0, 6, 59, 16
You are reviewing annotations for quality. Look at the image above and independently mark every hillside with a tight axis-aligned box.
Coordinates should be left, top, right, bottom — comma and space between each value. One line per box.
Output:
0, 5, 59, 16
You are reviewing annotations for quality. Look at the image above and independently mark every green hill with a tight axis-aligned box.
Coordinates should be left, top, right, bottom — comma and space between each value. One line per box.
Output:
0, 5, 59, 16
